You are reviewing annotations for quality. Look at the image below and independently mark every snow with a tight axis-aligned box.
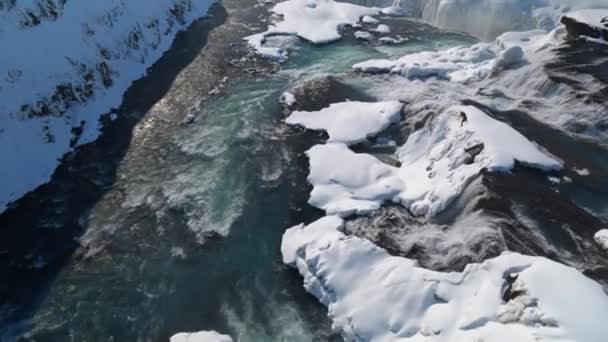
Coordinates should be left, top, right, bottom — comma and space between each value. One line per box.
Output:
361, 15, 380, 24
303, 105, 561, 218
354, 30, 374, 40
245, 0, 379, 58
594, 229, 608, 251
282, 215, 608, 342
566, 9, 608, 29
379, 36, 406, 44
280, 91, 297, 107
397, 104, 561, 216
353, 42, 524, 83
285, 101, 402, 145
170, 331, 233, 342
0, 0, 215, 213
306, 143, 404, 217
574, 168, 591, 176
374, 24, 391, 34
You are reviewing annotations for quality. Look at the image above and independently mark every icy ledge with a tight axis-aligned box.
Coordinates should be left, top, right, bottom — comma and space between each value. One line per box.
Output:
282, 215, 608, 342
170, 330, 233, 342
286, 101, 402, 145
302, 105, 561, 218
245, 0, 379, 60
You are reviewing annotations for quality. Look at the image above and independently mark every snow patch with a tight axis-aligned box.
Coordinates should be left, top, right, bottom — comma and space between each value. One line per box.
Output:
286, 101, 402, 145
361, 15, 380, 24
594, 229, 608, 251
245, 0, 379, 58
303, 105, 561, 218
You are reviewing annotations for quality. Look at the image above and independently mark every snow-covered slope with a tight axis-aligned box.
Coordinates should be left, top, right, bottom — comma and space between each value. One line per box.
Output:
282, 216, 608, 342
0, 0, 215, 213
294, 105, 561, 218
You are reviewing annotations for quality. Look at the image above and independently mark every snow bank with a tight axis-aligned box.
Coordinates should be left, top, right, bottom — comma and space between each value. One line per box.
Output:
286, 101, 402, 145
0, 0, 215, 213
594, 229, 608, 251
245, 0, 379, 59
303, 105, 561, 218
567, 10, 608, 29
170, 330, 233, 342
282, 215, 608, 342
396, 105, 561, 216
353, 42, 524, 83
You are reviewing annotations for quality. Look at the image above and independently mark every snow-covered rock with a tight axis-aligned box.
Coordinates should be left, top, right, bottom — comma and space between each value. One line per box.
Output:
303, 105, 561, 218
280, 91, 297, 107
354, 30, 374, 40
561, 9, 608, 41
0, 0, 215, 213
361, 15, 379, 24
306, 143, 404, 217
282, 215, 608, 342
245, 0, 379, 59
353, 41, 524, 83
373, 24, 391, 34
594, 229, 608, 251
286, 101, 402, 145
170, 330, 233, 342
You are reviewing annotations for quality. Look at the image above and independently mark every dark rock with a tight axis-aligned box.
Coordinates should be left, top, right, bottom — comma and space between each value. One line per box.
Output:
287, 75, 375, 112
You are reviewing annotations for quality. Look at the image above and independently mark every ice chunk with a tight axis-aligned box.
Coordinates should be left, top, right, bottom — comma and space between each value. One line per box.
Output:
282, 216, 608, 342
286, 101, 403, 145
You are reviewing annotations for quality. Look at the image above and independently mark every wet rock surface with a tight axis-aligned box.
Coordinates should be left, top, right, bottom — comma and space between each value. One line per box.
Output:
284, 75, 375, 112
